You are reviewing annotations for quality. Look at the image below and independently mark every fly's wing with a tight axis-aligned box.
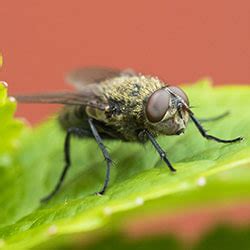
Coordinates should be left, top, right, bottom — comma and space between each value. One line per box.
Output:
65, 66, 137, 90
14, 67, 137, 109
14, 91, 107, 110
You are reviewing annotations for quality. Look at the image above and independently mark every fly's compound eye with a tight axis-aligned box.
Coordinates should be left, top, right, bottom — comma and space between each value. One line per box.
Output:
146, 89, 171, 123
168, 86, 189, 106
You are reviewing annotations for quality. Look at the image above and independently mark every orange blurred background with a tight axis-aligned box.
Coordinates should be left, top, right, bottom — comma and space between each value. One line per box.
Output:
0, 0, 249, 123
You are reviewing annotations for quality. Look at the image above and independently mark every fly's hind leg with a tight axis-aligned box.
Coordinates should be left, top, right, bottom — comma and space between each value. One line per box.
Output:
88, 118, 112, 195
197, 111, 230, 123
41, 127, 91, 202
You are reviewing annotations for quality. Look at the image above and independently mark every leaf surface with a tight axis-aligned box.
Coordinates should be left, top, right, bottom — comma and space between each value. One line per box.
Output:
0, 80, 249, 249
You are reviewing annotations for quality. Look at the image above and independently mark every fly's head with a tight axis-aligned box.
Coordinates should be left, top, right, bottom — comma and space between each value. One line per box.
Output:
145, 86, 190, 135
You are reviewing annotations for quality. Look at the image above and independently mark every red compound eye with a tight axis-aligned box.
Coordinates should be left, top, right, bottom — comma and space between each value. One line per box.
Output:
146, 88, 171, 123
168, 86, 189, 105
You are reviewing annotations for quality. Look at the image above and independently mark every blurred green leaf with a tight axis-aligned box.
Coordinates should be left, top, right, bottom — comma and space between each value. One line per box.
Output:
0, 82, 27, 167
194, 225, 250, 250
0, 80, 249, 249
35, 225, 250, 250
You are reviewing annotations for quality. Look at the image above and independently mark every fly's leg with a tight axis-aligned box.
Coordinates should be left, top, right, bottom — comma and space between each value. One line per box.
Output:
144, 130, 176, 172
41, 127, 91, 202
197, 111, 230, 123
88, 118, 112, 195
190, 113, 243, 143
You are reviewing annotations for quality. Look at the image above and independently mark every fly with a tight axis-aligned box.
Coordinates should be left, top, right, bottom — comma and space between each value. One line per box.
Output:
14, 67, 243, 202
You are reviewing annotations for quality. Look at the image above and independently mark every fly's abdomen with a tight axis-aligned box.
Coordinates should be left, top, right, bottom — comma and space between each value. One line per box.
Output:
58, 105, 89, 131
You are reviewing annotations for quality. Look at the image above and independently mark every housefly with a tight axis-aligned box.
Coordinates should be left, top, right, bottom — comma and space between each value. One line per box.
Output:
14, 67, 243, 202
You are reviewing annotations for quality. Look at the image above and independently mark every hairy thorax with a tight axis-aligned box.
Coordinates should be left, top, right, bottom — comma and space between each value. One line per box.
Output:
59, 75, 167, 141
96, 75, 165, 141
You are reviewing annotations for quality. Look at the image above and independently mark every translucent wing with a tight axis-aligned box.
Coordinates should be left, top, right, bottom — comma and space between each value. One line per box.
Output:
14, 91, 107, 110
66, 66, 137, 90
14, 67, 137, 108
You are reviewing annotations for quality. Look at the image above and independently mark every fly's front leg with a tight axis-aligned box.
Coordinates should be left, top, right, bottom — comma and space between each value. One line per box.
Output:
197, 111, 230, 123
88, 118, 112, 195
144, 130, 176, 172
41, 127, 91, 202
189, 113, 243, 143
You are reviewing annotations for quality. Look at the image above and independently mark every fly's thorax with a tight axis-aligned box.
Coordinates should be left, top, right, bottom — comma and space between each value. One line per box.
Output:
96, 75, 166, 122
82, 75, 166, 141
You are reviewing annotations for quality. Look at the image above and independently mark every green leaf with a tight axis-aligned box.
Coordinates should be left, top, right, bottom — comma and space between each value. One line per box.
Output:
0, 80, 249, 249
0, 82, 26, 168
34, 224, 250, 250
